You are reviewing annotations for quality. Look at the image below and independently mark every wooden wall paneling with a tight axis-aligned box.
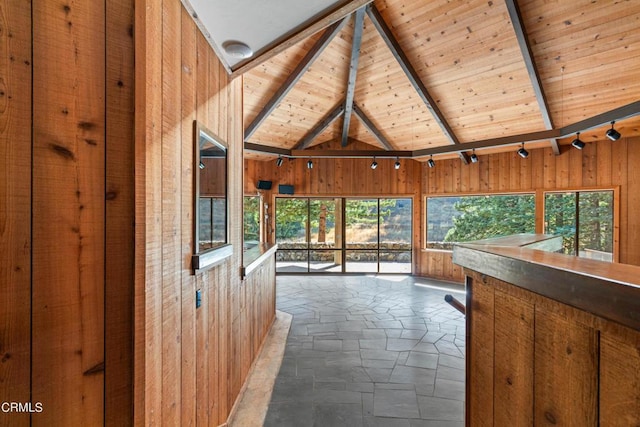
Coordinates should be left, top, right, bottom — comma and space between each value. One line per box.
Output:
549, 147, 574, 188
467, 275, 494, 426
493, 290, 534, 426
0, 1, 31, 425
599, 331, 640, 425
194, 30, 212, 427
535, 148, 556, 188
135, 0, 164, 423
488, 153, 500, 190
596, 141, 612, 187
533, 308, 598, 426
32, 2, 106, 425
105, 0, 135, 424
520, 149, 532, 190
499, 153, 511, 191
531, 146, 544, 189
626, 137, 640, 266
179, 6, 197, 425
568, 146, 583, 188
478, 154, 490, 191
581, 142, 598, 187
161, 0, 182, 423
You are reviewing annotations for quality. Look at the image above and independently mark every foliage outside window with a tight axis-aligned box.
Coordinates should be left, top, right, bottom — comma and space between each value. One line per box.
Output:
243, 196, 260, 248
544, 190, 613, 261
426, 194, 535, 250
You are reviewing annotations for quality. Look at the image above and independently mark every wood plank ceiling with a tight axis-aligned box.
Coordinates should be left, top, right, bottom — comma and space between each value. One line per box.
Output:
242, 0, 640, 161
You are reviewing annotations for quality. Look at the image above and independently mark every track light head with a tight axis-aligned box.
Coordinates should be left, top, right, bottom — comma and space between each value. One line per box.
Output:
427, 156, 435, 168
517, 144, 529, 159
571, 132, 585, 150
370, 160, 378, 170
394, 159, 401, 170
276, 157, 283, 167
199, 161, 205, 169
470, 150, 479, 163
307, 159, 313, 169
606, 121, 621, 141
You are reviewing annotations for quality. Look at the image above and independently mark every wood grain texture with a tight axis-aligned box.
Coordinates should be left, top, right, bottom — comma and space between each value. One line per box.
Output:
31, 1, 106, 425
0, 1, 31, 425
533, 308, 598, 426
105, 0, 135, 424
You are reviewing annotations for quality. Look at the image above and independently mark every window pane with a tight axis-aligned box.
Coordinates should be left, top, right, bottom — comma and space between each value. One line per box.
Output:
276, 250, 308, 273
427, 194, 535, 250
578, 191, 614, 261
310, 199, 338, 249
345, 199, 378, 250
199, 198, 213, 250
275, 198, 308, 249
379, 199, 412, 250
379, 251, 411, 273
243, 196, 260, 248
309, 250, 342, 273
544, 192, 577, 255
345, 251, 378, 273
212, 198, 226, 245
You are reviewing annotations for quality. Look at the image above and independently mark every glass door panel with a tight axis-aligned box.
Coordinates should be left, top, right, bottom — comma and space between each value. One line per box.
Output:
544, 192, 577, 255
379, 198, 412, 250
275, 198, 308, 249
310, 199, 338, 248
578, 191, 614, 261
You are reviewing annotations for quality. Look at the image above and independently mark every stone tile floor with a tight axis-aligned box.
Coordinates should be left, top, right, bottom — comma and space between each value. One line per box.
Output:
264, 275, 466, 427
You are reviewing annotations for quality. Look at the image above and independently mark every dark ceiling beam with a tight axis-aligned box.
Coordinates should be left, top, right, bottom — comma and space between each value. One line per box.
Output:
352, 104, 394, 150
244, 18, 347, 141
341, 8, 366, 147
229, 0, 375, 78
244, 142, 291, 157
505, 0, 560, 155
366, 4, 470, 164
294, 103, 345, 149
291, 149, 412, 158
561, 100, 640, 136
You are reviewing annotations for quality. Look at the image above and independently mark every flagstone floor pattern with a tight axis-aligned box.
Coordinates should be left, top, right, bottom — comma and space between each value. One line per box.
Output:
264, 275, 466, 427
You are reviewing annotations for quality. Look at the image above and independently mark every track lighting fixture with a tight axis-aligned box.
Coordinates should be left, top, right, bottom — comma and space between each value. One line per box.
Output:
307, 159, 313, 169
276, 157, 283, 167
470, 149, 478, 163
199, 161, 205, 169
394, 157, 401, 170
370, 157, 378, 170
571, 132, 585, 150
606, 121, 621, 141
427, 155, 435, 168
517, 143, 529, 159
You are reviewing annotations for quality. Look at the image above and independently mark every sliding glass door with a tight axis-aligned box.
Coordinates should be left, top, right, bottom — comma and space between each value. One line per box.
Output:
275, 197, 412, 274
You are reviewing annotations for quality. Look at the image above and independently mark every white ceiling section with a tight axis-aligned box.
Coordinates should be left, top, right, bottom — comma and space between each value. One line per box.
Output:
186, 0, 343, 68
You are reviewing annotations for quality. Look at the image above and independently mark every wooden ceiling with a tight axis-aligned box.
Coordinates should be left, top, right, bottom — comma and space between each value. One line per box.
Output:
242, 0, 640, 161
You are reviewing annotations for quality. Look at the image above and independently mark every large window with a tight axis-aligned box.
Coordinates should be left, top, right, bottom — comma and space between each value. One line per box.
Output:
544, 190, 614, 261
426, 194, 535, 250
276, 197, 412, 273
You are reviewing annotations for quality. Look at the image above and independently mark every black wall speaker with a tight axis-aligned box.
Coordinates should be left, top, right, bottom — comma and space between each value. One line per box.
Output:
257, 180, 272, 190
279, 184, 294, 195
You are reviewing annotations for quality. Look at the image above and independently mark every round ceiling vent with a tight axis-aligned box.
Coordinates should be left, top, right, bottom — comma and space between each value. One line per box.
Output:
222, 41, 253, 59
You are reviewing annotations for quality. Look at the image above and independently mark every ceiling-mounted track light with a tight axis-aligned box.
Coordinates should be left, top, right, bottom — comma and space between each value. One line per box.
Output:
370, 157, 378, 170
571, 132, 585, 150
307, 159, 313, 169
276, 157, 284, 167
606, 121, 621, 141
199, 161, 205, 170
427, 155, 435, 168
394, 157, 401, 170
517, 143, 529, 159
470, 149, 478, 163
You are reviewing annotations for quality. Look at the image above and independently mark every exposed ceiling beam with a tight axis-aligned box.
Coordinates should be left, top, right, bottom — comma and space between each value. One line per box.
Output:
341, 8, 366, 147
352, 104, 394, 150
291, 149, 412, 158
505, 0, 560, 155
366, 4, 470, 164
294, 103, 345, 149
244, 142, 291, 156
561, 100, 640, 136
229, 0, 375, 78
244, 18, 347, 141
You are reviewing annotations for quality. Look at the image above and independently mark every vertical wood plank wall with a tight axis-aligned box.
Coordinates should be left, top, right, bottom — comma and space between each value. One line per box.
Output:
1, 0, 275, 425
135, 1, 276, 426
246, 137, 640, 282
